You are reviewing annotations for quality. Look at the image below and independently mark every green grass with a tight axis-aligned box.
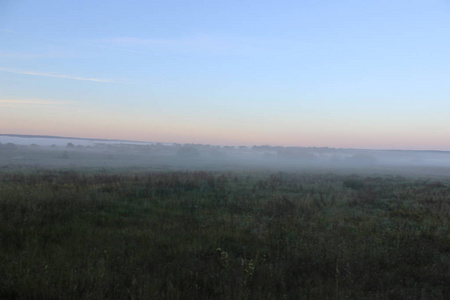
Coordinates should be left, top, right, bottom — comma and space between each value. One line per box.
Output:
1, 170, 449, 299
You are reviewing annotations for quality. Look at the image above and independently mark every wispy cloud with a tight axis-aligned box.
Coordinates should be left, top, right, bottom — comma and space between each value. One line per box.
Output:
0, 99, 73, 107
0, 67, 112, 83
88, 35, 287, 57
0, 52, 50, 59
90, 35, 235, 55
0, 50, 73, 59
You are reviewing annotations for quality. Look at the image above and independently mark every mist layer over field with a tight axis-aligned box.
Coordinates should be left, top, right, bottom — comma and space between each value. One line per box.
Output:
1, 135, 450, 177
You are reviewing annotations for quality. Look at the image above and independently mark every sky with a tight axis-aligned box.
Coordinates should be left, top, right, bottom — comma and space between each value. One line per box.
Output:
1, 0, 450, 150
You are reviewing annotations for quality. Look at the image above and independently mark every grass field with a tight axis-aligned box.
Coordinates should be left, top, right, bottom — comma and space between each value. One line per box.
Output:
1, 168, 449, 299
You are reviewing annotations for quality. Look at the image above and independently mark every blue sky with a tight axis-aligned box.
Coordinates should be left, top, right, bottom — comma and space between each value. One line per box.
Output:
1, 0, 450, 149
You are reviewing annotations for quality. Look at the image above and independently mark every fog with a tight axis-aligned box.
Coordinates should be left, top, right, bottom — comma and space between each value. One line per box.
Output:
1, 135, 450, 177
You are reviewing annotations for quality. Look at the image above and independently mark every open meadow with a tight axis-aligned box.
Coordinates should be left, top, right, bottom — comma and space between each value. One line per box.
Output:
4, 1, 450, 299
1, 165, 449, 299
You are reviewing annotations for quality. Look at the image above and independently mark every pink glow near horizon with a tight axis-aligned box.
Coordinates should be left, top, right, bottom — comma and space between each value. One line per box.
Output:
1, 97, 449, 150
2, 118, 449, 151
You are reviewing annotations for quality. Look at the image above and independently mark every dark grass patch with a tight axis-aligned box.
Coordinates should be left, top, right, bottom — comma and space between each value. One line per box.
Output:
1, 169, 449, 299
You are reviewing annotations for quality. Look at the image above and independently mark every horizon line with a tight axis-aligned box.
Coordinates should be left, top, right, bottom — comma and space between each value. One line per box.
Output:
1, 133, 449, 153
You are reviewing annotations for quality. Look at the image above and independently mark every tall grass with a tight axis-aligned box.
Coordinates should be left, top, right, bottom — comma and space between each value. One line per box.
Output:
1, 170, 449, 299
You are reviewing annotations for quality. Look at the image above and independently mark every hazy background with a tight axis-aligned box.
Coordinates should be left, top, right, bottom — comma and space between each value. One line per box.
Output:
2, 135, 450, 178
1, 0, 450, 150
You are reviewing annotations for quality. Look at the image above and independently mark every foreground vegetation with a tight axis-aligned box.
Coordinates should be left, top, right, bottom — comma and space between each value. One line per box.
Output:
1, 168, 449, 299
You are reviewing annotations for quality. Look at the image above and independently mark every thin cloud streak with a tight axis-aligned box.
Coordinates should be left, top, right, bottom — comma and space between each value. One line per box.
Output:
90, 35, 237, 55
0, 52, 50, 59
0, 99, 73, 106
0, 67, 112, 83
0, 51, 73, 59
88, 35, 302, 57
